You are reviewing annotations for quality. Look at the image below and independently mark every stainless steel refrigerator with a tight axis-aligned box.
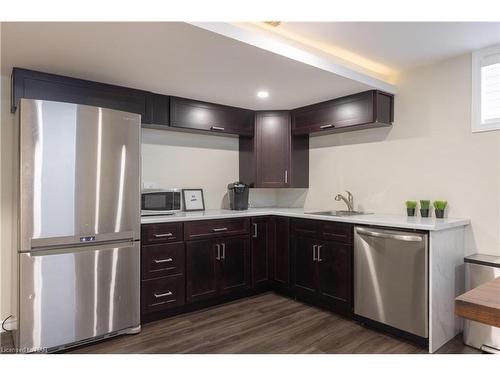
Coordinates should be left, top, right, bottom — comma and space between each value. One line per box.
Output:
14, 99, 141, 353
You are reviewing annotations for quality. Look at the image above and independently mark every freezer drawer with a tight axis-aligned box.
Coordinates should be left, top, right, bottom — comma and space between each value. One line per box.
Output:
354, 226, 428, 338
17, 241, 140, 352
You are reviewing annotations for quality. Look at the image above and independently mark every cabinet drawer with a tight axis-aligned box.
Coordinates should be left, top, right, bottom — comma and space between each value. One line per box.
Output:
184, 218, 250, 241
142, 222, 183, 245
291, 219, 318, 237
319, 222, 353, 244
142, 242, 185, 280
141, 275, 185, 314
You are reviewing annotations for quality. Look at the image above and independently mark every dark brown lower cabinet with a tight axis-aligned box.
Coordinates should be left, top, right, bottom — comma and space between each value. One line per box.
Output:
316, 240, 351, 306
293, 236, 317, 299
141, 217, 353, 323
272, 216, 290, 290
292, 234, 353, 314
186, 235, 251, 303
186, 239, 219, 303
251, 217, 271, 288
141, 274, 185, 314
219, 236, 251, 294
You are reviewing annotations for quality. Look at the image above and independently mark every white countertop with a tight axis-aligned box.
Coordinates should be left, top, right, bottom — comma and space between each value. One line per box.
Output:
141, 207, 470, 231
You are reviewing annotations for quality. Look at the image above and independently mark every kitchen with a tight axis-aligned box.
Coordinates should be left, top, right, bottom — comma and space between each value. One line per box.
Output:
1, 3, 500, 373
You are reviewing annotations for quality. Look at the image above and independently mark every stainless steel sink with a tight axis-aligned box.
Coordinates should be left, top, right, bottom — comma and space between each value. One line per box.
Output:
306, 210, 372, 216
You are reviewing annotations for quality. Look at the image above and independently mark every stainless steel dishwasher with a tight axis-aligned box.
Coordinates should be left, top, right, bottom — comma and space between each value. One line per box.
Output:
354, 226, 428, 339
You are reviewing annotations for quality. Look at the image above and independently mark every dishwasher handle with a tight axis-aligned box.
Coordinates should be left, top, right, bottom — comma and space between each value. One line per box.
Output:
355, 227, 424, 242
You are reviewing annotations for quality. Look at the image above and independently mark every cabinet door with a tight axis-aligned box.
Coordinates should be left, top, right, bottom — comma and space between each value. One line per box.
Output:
251, 217, 270, 288
219, 236, 251, 295
292, 90, 377, 135
12, 68, 151, 123
317, 240, 352, 308
293, 236, 318, 299
272, 217, 290, 288
186, 239, 219, 302
170, 96, 254, 136
255, 111, 290, 188
148, 93, 170, 126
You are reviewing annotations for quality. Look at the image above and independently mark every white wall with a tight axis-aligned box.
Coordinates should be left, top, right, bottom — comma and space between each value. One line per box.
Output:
141, 128, 282, 209
305, 53, 500, 256
141, 128, 239, 209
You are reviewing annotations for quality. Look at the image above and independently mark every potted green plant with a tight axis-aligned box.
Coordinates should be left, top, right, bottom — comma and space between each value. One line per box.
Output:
420, 200, 430, 217
433, 200, 448, 218
405, 201, 417, 216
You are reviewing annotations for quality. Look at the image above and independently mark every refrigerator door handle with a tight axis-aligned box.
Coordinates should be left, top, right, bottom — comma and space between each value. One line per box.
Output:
28, 231, 137, 252
24, 240, 138, 256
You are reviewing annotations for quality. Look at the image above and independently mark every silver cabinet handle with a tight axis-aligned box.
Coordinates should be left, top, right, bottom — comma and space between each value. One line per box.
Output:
252, 223, 258, 238
153, 257, 173, 264
221, 243, 226, 260
317, 245, 323, 262
154, 291, 173, 298
154, 233, 173, 238
212, 227, 228, 232
284, 170, 288, 184
320, 124, 334, 129
312, 244, 317, 262
215, 244, 221, 260
210, 126, 225, 131
355, 227, 424, 242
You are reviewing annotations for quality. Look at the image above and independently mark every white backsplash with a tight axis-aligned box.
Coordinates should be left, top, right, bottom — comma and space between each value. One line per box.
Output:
249, 188, 308, 208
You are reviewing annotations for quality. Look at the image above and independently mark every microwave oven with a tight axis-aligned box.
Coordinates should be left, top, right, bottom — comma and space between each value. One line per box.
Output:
141, 189, 181, 216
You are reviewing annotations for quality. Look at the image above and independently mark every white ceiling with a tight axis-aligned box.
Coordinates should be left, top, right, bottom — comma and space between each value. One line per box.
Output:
1, 22, 372, 110
273, 22, 500, 74
2, 22, 498, 110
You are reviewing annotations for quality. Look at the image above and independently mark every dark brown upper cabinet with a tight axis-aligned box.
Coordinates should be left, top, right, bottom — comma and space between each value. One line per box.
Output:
147, 93, 170, 126
11, 68, 152, 124
292, 90, 394, 136
11, 68, 395, 141
170, 96, 254, 136
239, 111, 309, 188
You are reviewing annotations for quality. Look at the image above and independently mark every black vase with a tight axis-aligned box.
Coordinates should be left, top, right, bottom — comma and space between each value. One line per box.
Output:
435, 209, 445, 219
407, 208, 416, 216
420, 208, 429, 217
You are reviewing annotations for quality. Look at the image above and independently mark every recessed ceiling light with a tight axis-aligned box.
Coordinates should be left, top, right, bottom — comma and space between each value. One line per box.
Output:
257, 90, 269, 99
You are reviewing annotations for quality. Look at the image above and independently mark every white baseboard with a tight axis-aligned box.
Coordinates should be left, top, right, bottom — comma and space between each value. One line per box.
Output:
1, 316, 17, 333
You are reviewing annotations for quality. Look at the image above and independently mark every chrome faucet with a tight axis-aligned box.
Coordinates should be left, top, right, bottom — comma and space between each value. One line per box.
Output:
335, 191, 354, 212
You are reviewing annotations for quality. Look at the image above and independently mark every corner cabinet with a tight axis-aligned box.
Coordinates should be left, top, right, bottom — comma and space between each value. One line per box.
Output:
239, 111, 309, 188
292, 90, 394, 136
271, 216, 291, 292
170, 96, 254, 136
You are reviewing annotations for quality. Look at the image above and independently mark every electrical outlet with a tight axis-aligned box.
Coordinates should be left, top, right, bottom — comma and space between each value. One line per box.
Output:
143, 181, 157, 189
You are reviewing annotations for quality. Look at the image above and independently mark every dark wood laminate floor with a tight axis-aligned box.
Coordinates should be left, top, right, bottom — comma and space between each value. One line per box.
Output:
2, 293, 480, 354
